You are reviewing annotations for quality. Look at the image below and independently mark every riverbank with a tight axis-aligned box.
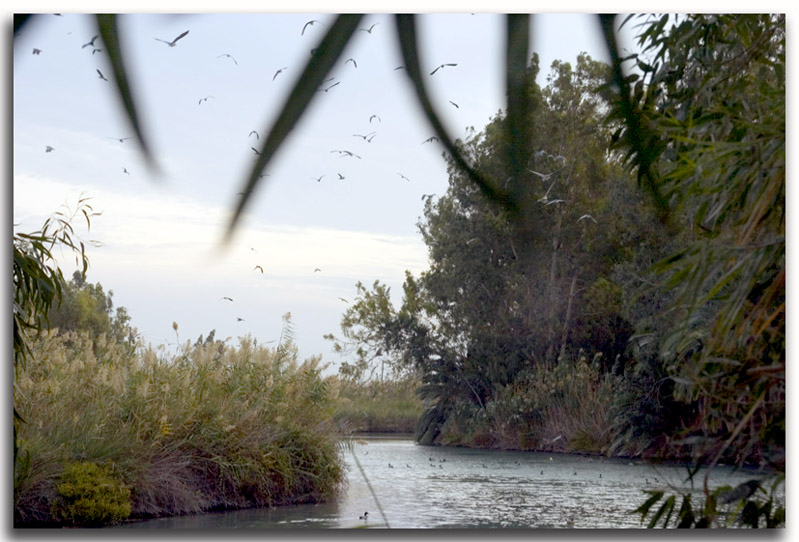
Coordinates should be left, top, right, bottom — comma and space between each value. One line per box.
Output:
13, 330, 345, 528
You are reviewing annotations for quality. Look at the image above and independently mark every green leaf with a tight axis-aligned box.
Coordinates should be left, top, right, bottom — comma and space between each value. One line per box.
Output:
95, 15, 159, 174
394, 15, 513, 215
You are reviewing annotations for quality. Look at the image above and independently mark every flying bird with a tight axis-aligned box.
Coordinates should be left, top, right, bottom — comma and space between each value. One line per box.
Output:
220, 296, 233, 302
345, 58, 357, 68
248, 130, 259, 140
81, 35, 99, 49
313, 175, 325, 182
251, 147, 261, 155
301, 20, 321, 35
273, 67, 288, 80
45, 146, 54, 153
430, 63, 457, 75
358, 22, 380, 33
122, 167, 130, 175
155, 30, 189, 47
337, 173, 346, 180
331, 150, 361, 159
317, 81, 340, 93
236, 317, 245, 322
314, 268, 322, 273
369, 114, 381, 123
110, 136, 132, 143
421, 136, 440, 145
449, 100, 459, 108
528, 169, 555, 180
217, 53, 238, 65
353, 132, 375, 141
339, 297, 349, 303
198, 95, 214, 105
578, 214, 597, 223
393, 65, 405, 71
96, 69, 108, 81
32, 48, 42, 55
253, 265, 264, 273
398, 172, 411, 182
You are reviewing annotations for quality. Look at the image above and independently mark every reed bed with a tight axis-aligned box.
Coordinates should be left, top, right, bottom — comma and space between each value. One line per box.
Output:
14, 330, 344, 527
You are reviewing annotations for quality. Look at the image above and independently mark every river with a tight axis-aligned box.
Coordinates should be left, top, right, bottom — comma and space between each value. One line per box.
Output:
118, 435, 775, 529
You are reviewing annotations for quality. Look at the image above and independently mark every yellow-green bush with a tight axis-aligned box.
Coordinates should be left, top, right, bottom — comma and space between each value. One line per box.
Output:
51, 461, 131, 526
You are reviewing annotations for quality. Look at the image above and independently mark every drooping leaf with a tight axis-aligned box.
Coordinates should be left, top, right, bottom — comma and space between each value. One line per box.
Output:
95, 15, 159, 174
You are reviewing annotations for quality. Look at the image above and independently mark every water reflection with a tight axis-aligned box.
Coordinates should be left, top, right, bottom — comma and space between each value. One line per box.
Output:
119, 435, 773, 529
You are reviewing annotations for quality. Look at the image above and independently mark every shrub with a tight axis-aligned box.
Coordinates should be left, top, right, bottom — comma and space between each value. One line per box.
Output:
51, 461, 131, 526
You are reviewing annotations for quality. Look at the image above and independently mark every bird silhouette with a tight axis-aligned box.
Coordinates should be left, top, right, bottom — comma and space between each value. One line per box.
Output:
317, 81, 340, 93
338, 297, 348, 303
236, 317, 245, 322
248, 130, 259, 140
393, 65, 406, 71
313, 175, 325, 182
345, 58, 357, 68
353, 132, 375, 141
198, 95, 214, 105
369, 114, 381, 123
331, 150, 361, 159
388, 463, 394, 468
155, 30, 189, 47
430, 63, 457, 75
253, 265, 264, 273
577, 214, 597, 223
421, 193, 435, 200
397, 172, 411, 182
251, 147, 261, 155
301, 20, 321, 35
122, 167, 130, 175
359, 512, 369, 520
220, 296, 233, 302
217, 53, 238, 65
337, 173, 346, 180
96, 69, 108, 81
358, 22, 379, 33
91, 48, 102, 55
45, 146, 54, 153
273, 67, 288, 80
421, 136, 440, 145
81, 35, 99, 49
32, 48, 42, 55
314, 268, 322, 273
449, 100, 459, 108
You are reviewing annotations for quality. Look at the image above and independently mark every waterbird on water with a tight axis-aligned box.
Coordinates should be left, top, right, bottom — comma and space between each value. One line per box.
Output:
359, 511, 369, 520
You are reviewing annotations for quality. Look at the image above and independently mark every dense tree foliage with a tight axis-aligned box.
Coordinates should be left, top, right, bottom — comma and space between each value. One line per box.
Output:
332, 16, 784, 505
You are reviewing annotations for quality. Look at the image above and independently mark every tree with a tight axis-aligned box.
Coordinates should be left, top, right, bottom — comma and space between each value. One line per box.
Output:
13, 197, 99, 460
601, 13, 785, 527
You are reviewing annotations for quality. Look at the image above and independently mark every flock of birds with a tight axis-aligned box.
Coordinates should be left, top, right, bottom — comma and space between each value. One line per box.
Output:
34, 17, 463, 186
25, 15, 488, 336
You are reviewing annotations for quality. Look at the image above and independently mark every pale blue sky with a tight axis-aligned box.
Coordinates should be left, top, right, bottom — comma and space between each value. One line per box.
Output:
13, 10, 642, 368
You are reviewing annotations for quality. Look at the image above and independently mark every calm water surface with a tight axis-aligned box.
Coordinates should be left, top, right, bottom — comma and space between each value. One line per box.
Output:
119, 435, 773, 529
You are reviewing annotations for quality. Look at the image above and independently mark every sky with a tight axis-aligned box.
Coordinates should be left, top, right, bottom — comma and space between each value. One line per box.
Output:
9, 7, 752, 372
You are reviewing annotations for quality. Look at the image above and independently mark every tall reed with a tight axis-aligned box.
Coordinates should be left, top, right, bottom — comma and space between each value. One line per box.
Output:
14, 329, 344, 526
